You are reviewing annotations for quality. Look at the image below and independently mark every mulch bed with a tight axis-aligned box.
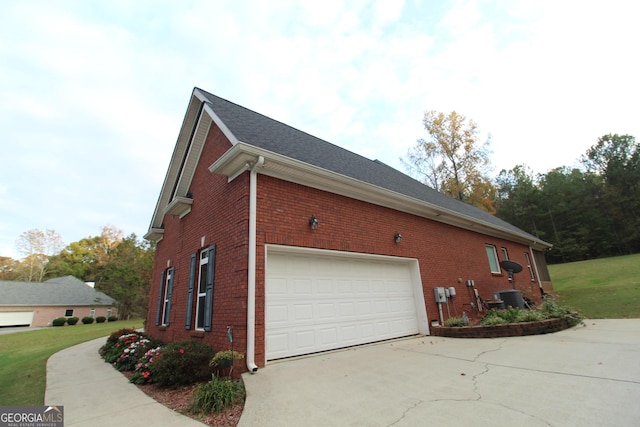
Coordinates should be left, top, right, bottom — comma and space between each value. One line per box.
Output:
121, 371, 244, 426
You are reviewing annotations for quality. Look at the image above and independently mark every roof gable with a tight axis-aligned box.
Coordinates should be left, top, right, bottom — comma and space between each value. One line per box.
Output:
146, 88, 550, 249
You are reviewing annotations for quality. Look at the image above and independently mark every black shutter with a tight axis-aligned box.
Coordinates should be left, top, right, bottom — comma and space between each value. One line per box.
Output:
204, 245, 216, 332
185, 253, 196, 329
155, 270, 165, 326
165, 267, 174, 326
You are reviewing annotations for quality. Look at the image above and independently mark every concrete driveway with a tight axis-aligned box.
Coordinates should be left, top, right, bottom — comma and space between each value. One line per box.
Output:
239, 319, 640, 426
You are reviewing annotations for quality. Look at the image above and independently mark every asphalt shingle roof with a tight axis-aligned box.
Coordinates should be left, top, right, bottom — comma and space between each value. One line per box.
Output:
0, 276, 116, 306
197, 88, 540, 241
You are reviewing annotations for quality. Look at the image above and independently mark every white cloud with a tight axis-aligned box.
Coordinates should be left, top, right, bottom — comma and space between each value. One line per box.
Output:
0, 0, 638, 258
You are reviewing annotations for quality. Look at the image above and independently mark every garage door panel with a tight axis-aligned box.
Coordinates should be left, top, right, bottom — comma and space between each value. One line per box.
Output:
295, 330, 316, 350
267, 305, 288, 323
317, 280, 333, 293
318, 303, 335, 318
294, 304, 313, 321
266, 251, 421, 360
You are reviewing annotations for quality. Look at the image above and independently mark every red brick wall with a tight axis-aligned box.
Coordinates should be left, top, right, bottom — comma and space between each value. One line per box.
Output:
147, 120, 545, 370
146, 122, 251, 356
251, 177, 543, 365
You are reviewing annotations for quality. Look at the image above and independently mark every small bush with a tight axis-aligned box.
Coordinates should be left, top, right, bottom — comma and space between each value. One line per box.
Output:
108, 316, 118, 322
52, 317, 66, 327
444, 316, 469, 327
103, 328, 139, 349
516, 310, 544, 322
113, 334, 162, 372
82, 316, 95, 324
130, 346, 162, 384
150, 340, 215, 387
67, 317, 79, 325
539, 299, 583, 326
99, 329, 163, 373
96, 316, 107, 323
191, 376, 245, 414
480, 316, 508, 326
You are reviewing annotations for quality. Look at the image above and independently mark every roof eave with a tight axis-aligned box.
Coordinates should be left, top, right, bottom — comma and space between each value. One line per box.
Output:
209, 144, 552, 249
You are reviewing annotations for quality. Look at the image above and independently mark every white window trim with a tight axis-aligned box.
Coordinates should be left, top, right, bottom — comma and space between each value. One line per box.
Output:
195, 250, 208, 331
486, 244, 501, 274
161, 269, 172, 326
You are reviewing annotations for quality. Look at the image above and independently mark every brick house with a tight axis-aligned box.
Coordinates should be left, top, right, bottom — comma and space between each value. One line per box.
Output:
0, 276, 117, 327
144, 88, 553, 372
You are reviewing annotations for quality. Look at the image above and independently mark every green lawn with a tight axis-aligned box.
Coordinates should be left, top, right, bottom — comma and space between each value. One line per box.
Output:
549, 253, 640, 318
0, 319, 143, 406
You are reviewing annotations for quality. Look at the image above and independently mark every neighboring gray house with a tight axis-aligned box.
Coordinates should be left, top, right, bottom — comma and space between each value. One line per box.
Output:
0, 276, 117, 327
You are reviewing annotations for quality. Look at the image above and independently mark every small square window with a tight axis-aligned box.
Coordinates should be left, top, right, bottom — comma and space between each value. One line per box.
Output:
65, 309, 74, 317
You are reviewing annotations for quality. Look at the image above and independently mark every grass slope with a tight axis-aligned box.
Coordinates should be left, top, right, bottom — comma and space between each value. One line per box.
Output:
549, 253, 640, 318
0, 320, 143, 406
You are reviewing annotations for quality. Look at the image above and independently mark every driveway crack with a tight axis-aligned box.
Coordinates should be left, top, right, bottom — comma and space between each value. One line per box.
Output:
387, 400, 423, 427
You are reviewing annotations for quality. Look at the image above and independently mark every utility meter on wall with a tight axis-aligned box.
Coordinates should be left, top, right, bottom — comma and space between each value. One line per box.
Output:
434, 287, 447, 303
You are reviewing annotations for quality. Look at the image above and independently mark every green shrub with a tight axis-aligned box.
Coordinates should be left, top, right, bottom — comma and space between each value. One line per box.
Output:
82, 317, 95, 324
479, 316, 508, 326
96, 316, 107, 323
52, 317, 66, 327
539, 299, 583, 326
150, 340, 215, 387
444, 316, 469, 327
113, 334, 162, 372
500, 307, 522, 323
516, 310, 544, 322
130, 346, 161, 385
99, 329, 163, 373
191, 376, 245, 414
103, 328, 140, 349
66, 317, 79, 325
107, 316, 118, 322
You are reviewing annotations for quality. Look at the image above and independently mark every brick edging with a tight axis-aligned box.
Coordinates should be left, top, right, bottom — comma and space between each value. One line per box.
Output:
430, 317, 572, 338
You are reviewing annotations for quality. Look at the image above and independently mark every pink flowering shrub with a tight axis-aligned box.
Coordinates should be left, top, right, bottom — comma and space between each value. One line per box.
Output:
99, 329, 164, 372
130, 346, 162, 384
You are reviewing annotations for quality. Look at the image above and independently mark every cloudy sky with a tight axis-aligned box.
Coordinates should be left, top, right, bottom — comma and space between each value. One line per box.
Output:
1, 0, 638, 259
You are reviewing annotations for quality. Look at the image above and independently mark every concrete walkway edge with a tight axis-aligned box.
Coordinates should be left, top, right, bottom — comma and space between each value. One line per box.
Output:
45, 337, 205, 426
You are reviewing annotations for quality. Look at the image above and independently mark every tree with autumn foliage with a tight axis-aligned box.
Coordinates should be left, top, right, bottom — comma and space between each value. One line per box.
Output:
403, 110, 495, 212
46, 225, 124, 281
15, 229, 64, 282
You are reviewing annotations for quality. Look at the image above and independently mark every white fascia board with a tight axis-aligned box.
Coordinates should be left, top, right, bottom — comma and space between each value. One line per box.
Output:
146, 92, 202, 233
210, 144, 552, 249
194, 89, 239, 146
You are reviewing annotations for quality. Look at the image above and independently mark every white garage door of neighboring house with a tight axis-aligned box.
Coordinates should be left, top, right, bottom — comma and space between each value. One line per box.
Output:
0, 311, 34, 327
266, 246, 428, 360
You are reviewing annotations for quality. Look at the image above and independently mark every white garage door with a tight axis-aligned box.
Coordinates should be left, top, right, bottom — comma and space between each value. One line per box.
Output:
0, 311, 34, 327
266, 249, 422, 360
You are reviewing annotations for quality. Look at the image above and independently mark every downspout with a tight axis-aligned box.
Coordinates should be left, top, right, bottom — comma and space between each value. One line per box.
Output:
246, 155, 264, 372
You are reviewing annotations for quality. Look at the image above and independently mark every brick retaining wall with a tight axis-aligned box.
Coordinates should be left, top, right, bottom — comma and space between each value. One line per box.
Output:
430, 317, 572, 338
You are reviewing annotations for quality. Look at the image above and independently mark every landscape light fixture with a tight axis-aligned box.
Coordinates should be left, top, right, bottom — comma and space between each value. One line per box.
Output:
394, 232, 402, 243
309, 215, 319, 230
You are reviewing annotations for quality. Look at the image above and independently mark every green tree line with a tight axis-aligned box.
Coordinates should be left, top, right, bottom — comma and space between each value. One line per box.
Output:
404, 109, 639, 264
495, 134, 639, 263
0, 226, 154, 319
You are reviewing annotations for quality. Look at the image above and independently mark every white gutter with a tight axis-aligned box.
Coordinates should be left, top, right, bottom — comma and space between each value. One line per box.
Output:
246, 155, 264, 372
